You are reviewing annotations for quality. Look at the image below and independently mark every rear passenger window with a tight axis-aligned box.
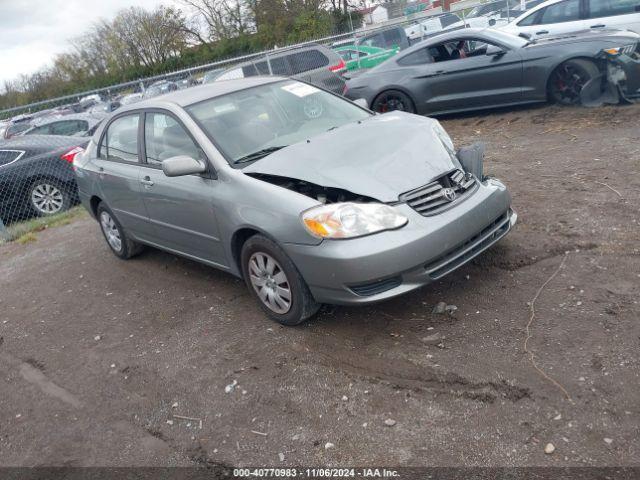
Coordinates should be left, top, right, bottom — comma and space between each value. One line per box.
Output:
269, 57, 292, 75
144, 113, 203, 166
588, 0, 640, 18
102, 114, 139, 163
288, 51, 329, 75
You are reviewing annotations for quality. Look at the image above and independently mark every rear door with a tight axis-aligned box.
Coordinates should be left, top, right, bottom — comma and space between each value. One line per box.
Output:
93, 112, 154, 239
138, 110, 227, 267
586, 0, 640, 33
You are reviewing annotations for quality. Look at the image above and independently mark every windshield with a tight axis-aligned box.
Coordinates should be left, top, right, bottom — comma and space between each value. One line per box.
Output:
186, 80, 371, 166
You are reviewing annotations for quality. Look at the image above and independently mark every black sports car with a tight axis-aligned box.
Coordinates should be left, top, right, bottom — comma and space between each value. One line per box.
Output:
0, 135, 88, 221
344, 28, 640, 115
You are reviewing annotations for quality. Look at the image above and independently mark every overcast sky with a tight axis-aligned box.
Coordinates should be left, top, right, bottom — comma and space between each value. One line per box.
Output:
0, 0, 183, 86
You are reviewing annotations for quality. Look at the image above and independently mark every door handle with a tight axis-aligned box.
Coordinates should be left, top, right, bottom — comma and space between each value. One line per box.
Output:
536, 30, 549, 35
590, 24, 606, 28
141, 176, 154, 187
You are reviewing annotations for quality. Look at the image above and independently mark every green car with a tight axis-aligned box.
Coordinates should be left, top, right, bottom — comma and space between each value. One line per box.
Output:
334, 45, 399, 71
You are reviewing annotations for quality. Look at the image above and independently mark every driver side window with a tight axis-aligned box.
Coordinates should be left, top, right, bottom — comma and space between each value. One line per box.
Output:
429, 39, 502, 63
144, 113, 203, 166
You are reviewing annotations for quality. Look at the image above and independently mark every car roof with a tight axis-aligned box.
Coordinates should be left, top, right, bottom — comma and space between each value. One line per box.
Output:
117, 76, 286, 112
32, 113, 103, 126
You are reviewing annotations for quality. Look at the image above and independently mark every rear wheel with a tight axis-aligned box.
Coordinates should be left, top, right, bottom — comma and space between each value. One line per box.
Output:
549, 59, 600, 106
241, 234, 319, 326
97, 202, 143, 259
371, 90, 416, 114
29, 179, 70, 216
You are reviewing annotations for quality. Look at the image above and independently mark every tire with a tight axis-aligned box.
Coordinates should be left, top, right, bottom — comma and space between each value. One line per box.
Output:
96, 202, 144, 260
241, 234, 320, 326
371, 90, 416, 114
28, 178, 71, 217
548, 59, 600, 106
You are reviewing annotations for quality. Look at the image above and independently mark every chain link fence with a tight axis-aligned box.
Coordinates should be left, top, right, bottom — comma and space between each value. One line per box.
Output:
0, 3, 500, 239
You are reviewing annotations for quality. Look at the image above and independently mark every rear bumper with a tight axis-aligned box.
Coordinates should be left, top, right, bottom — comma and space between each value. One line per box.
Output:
284, 178, 515, 305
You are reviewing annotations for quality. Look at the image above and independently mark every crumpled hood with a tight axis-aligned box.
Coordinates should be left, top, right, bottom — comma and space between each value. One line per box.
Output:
243, 112, 459, 202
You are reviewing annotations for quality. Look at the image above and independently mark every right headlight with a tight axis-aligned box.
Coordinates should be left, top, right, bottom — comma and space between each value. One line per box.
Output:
301, 202, 408, 239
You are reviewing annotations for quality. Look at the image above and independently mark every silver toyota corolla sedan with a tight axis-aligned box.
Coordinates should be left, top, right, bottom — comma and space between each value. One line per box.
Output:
74, 77, 516, 325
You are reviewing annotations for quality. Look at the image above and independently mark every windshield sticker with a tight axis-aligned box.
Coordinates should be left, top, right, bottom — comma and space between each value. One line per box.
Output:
281, 83, 319, 97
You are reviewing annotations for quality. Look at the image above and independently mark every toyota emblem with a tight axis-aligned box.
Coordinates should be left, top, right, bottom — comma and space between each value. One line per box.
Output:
443, 188, 456, 202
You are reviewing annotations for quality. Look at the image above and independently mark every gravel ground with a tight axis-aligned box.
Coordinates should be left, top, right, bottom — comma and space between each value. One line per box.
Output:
1, 103, 639, 468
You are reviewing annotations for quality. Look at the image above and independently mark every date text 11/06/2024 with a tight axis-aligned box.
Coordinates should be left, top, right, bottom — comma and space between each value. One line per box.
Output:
233, 468, 400, 477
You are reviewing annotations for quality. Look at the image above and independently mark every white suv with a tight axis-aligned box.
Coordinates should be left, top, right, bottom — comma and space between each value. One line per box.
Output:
501, 0, 640, 38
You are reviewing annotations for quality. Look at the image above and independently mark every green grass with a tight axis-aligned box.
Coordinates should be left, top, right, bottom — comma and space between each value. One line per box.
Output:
0, 207, 87, 244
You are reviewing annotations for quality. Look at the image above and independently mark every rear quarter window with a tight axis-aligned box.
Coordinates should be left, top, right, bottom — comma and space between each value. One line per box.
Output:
397, 47, 433, 65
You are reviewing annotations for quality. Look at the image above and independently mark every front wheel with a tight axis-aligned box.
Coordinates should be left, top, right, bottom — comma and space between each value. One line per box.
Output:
241, 234, 319, 325
549, 59, 600, 106
371, 90, 416, 114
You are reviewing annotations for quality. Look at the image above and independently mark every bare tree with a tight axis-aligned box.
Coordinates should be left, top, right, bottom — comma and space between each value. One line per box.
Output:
180, 0, 254, 43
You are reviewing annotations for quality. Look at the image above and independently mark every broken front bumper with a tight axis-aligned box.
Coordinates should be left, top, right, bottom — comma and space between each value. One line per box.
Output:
609, 53, 640, 100
284, 178, 516, 305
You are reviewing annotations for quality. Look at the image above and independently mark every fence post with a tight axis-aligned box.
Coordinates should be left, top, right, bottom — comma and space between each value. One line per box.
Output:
0, 216, 10, 242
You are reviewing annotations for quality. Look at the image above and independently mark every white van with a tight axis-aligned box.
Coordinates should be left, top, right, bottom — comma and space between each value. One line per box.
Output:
501, 0, 640, 37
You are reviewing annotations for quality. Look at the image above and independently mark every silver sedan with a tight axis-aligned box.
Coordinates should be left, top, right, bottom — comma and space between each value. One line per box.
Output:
74, 77, 516, 325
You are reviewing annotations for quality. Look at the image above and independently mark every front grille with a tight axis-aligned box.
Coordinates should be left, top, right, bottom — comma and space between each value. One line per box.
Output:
349, 276, 402, 297
400, 169, 477, 216
424, 210, 512, 280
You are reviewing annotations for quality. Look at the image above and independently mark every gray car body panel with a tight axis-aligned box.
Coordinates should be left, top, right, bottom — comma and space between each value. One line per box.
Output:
345, 28, 640, 115
76, 77, 515, 305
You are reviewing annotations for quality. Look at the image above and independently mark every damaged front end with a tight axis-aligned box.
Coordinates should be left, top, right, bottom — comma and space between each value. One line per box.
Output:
581, 43, 640, 107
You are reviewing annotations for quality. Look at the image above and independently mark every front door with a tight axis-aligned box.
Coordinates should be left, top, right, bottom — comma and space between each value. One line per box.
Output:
418, 37, 524, 113
139, 111, 227, 268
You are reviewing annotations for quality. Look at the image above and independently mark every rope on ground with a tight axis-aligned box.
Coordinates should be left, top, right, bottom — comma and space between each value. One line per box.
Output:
594, 181, 623, 199
524, 252, 573, 402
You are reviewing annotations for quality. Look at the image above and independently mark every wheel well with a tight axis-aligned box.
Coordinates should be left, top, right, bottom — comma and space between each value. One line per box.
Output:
231, 228, 260, 277
89, 196, 102, 217
372, 88, 417, 113
546, 57, 602, 99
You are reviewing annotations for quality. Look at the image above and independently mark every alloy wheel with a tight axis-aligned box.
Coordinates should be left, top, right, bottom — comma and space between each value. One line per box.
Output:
552, 64, 590, 105
248, 252, 292, 314
100, 211, 122, 252
31, 183, 64, 215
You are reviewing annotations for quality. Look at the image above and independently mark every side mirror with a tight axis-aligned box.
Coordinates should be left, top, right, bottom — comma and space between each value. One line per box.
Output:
486, 45, 506, 57
353, 98, 369, 109
162, 155, 206, 177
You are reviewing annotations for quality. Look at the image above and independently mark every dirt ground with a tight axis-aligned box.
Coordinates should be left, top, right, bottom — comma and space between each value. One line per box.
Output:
1, 103, 639, 468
